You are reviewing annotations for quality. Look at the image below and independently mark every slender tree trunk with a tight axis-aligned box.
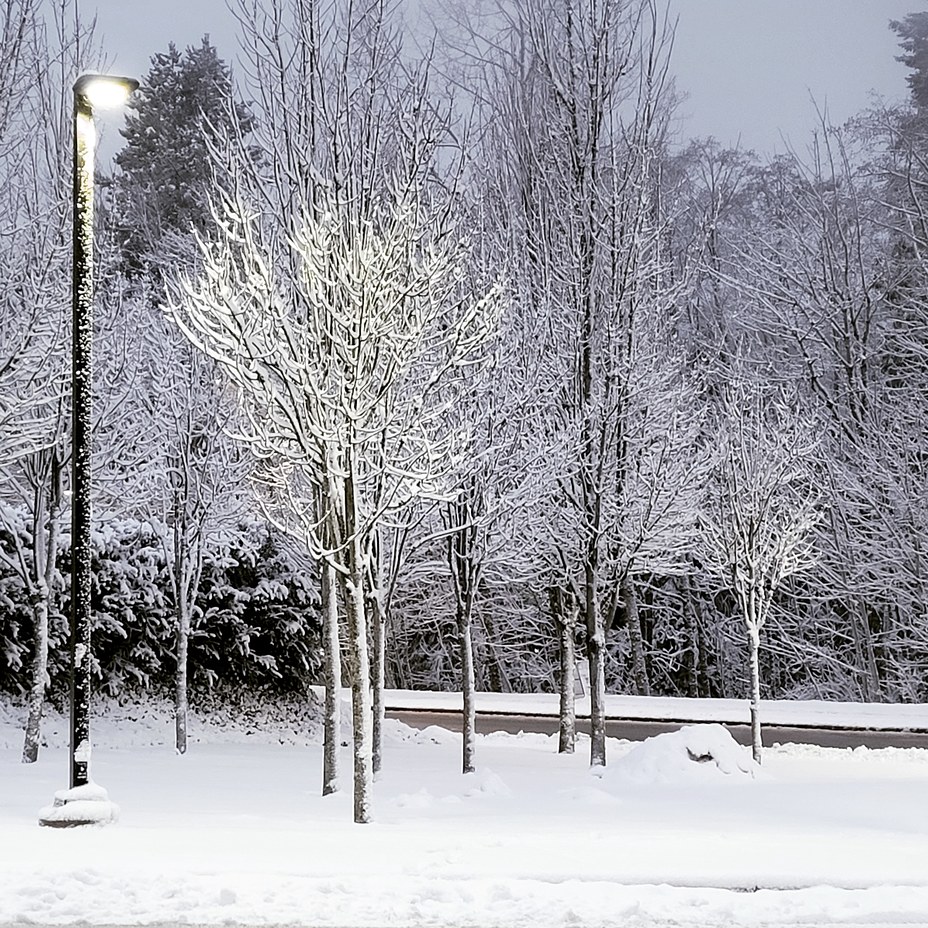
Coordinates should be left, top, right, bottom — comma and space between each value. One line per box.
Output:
622, 577, 650, 697
23, 467, 62, 764
381, 522, 408, 693
559, 621, 576, 754
23, 486, 50, 765
321, 555, 341, 796
368, 542, 385, 776
383, 612, 401, 689
343, 469, 373, 824
854, 598, 881, 703
480, 611, 506, 693
446, 499, 480, 774
679, 576, 700, 699
371, 595, 385, 775
383, 647, 399, 689
460, 610, 476, 774
456, 575, 478, 774
550, 587, 576, 755
172, 502, 204, 756
345, 562, 372, 822
694, 594, 712, 698
173, 513, 193, 755
586, 565, 606, 767
175, 599, 190, 755
22, 590, 50, 764
748, 622, 762, 764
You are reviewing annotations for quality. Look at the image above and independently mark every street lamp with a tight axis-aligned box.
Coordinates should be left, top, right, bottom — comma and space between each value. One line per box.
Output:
39, 73, 139, 828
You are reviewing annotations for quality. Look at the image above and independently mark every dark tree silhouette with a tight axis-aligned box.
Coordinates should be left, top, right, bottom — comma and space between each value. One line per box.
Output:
115, 36, 253, 278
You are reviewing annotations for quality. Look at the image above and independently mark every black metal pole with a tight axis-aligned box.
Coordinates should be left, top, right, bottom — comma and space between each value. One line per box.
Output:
70, 92, 94, 790
39, 74, 137, 826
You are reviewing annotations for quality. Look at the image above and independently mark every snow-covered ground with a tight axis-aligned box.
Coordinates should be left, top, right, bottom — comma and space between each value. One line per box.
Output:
2, 695, 928, 927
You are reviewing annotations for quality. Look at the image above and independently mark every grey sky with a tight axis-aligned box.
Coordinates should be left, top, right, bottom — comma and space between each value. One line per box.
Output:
670, 0, 917, 153
86, 0, 917, 155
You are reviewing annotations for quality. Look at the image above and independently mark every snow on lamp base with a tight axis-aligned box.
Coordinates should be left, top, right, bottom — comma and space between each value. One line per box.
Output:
38, 782, 119, 828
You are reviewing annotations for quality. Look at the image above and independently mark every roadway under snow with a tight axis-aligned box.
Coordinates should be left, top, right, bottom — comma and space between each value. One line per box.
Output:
375, 687, 928, 733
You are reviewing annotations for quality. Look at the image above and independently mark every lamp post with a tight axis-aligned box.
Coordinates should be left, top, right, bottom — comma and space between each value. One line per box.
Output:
39, 73, 138, 828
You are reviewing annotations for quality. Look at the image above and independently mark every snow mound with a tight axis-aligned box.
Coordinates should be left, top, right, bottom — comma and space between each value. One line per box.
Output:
391, 787, 437, 811
51, 782, 111, 803
412, 724, 459, 746
463, 767, 512, 799
37, 782, 119, 827
382, 719, 461, 746
606, 724, 763, 785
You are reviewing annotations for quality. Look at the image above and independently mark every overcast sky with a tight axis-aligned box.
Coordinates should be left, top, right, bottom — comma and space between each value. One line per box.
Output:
85, 0, 917, 156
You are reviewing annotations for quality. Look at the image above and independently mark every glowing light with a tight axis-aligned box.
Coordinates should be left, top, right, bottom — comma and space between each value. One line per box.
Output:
73, 73, 139, 111
83, 80, 132, 109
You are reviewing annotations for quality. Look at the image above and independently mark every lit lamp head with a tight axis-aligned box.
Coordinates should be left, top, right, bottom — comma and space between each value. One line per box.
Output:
73, 73, 139, 114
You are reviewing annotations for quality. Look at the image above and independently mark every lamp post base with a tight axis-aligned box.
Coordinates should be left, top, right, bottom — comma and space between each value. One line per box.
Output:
38, 782, 119, 828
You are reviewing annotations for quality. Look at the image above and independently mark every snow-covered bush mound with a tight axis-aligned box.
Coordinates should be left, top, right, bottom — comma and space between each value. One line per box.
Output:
384, 719, 459, 746
605, 724, 764, 785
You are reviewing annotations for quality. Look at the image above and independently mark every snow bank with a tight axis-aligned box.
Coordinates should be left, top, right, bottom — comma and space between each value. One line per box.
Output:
605, 723, 763, 785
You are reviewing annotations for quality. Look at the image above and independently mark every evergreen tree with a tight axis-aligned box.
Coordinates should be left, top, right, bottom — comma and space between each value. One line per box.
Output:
115, 36, 252, 277
106, 38, 255, 751
891, 13, 928, 110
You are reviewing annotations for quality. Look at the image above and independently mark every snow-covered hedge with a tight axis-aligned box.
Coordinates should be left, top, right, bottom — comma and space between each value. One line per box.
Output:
0, 517, 322, 699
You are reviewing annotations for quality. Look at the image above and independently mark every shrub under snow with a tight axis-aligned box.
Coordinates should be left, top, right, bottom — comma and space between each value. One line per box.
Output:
604, 724, 763, 785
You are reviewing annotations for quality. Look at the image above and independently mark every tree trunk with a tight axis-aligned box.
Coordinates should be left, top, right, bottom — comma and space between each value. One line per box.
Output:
345, 563, 373, 823
460, 604, 476, 774
371, 595, 385, 775
368, 543, 385, 776
680, 576, 700, 699
550, 586, 576, 755
321, 555, 341, 796
445, 499, 480, 775
384, 613, 403, 689
172, 504, 195, 756
853, 598, 882, 703
175, 600, 190, 755
586, 566, 606, 767
694, 594, 712, 698
22, 590, 50, 764
748, 624, 762, 764
480, 611, 507, 693
343, 470, 373, 824
22, 466, 62, 764
622, 576, 650, 697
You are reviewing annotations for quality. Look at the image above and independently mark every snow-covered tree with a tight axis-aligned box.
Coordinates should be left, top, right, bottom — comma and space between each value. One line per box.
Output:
114, 37, 252, 281
134, 318, 247, 754
477, 0, 680, 766
438, 325, 553, 771
100, 37, 257, 752
891, 13, 928, 112
0, 0, 98, 762
174, 0, 503, 822
719, 121, 928, 701
701, 383, 820, 762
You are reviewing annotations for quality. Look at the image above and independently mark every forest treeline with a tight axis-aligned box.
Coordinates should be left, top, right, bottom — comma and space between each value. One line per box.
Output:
2, 0, 928, 817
